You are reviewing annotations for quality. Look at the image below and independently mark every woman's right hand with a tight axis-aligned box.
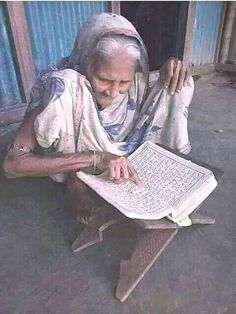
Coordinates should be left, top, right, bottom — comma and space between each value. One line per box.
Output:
97, 152, 142, 186
160, 57, 190, 95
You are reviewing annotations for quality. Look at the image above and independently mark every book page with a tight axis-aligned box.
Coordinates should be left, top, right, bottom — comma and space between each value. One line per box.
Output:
77, 141, 216, 220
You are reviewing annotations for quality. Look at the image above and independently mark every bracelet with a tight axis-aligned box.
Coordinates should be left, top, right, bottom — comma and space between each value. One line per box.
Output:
7, 143, 32, 153
92, 151, 102, 172
93, 151, 96, 172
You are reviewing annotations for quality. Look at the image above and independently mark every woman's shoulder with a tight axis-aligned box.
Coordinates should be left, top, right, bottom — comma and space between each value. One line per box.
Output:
50, 68, 85, 83
49, 69, 92, 92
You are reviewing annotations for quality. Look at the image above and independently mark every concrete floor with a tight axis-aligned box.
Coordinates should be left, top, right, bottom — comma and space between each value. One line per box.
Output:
0, 73, 236, 314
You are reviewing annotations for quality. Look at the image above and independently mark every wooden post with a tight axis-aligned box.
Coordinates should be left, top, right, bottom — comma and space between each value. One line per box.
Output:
214, 2, 227, 63
175, 2, 190, 60
182, 2, 196, 64
218, 2, 236, 63
6, 1, 35, 103
108, 1, 121, 15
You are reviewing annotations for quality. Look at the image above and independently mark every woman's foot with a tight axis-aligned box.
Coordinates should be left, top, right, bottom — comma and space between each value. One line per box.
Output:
66, 173, 96, 225
76, 209, 94, 225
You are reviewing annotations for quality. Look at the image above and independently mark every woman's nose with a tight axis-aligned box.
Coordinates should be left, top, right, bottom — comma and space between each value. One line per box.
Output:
109, 82, 120, 98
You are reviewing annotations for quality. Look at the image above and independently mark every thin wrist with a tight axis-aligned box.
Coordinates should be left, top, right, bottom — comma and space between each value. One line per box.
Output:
72, 151, 95, 169
92, 151, 103, 170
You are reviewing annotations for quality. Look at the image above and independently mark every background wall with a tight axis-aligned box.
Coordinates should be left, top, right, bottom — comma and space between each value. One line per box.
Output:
24, 1, 108, 75
0, 1, 108, 107
0, 3, 21, 105
228, 14, 236, 62
0, 1, 229, 125
190, 1, 224, 66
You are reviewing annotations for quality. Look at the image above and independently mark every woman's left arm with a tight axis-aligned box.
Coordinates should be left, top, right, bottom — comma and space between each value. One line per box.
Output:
160, 57, 190, 95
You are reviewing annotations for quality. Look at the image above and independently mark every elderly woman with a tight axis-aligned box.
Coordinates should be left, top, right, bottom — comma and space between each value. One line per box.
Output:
3, 13, 193, 223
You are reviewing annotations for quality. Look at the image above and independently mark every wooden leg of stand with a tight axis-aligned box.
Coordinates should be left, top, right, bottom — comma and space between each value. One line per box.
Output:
190, 213, 215, 225
71, 210, 126, 253
115, 227, 178, 302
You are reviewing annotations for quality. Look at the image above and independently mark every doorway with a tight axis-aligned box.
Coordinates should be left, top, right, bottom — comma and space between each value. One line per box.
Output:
121, 1, 189, 70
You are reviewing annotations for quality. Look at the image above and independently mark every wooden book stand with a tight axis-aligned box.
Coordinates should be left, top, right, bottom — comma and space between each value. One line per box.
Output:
71, 152, 223, 302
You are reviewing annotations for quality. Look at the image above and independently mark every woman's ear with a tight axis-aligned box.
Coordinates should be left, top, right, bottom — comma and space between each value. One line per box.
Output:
85, 59, 97, 78
84, 62, 91, 78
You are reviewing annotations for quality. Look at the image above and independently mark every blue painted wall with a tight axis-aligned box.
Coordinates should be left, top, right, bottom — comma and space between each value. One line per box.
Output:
0, 3, 21, 104
190, 1, 224, 65
0, 1, 224, 105
24, 1, 109, 75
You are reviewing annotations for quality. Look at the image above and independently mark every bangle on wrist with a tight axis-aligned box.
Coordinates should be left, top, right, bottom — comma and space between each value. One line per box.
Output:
7, 143, 32, 153
92, 151, 102, 171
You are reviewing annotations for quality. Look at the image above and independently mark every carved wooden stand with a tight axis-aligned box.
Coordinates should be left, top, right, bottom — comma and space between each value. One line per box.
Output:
71, 201, 216, 302
71, 158, 223, 302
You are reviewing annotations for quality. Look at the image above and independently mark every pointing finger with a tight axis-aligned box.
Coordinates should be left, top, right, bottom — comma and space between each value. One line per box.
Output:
127, 160, 142, 186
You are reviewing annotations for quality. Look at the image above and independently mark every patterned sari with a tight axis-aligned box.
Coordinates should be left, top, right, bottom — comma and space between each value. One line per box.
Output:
28, 13, 194, 184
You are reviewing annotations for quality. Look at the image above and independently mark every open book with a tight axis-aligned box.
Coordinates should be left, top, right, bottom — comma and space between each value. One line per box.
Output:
77, 141, 217, 224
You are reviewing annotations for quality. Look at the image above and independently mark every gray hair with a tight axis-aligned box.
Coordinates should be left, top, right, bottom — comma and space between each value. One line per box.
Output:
86, 34, 141, 73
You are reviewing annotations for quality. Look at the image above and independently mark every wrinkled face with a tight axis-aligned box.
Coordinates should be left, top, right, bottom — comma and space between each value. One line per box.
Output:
87, 53, 136, 108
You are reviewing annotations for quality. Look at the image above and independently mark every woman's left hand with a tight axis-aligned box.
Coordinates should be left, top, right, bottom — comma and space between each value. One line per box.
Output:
160, 57, 190, 95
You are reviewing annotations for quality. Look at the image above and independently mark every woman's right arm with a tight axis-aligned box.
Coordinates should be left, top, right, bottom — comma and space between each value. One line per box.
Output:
3, 107, 141, 185
3, 107, 94, 178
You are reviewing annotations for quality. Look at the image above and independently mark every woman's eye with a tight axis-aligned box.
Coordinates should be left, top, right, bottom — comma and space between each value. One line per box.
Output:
98, 78, 109, 83
121, 81, 130, 86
